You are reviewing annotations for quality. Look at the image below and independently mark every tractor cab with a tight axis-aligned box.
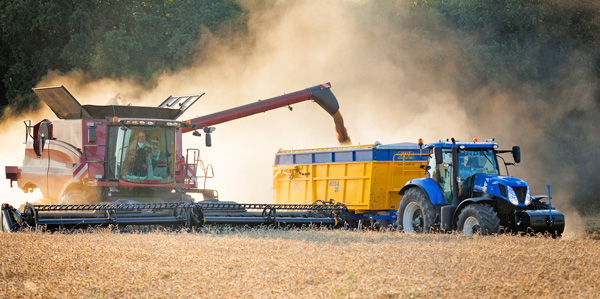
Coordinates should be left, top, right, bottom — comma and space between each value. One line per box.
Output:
424, 141, 501, 204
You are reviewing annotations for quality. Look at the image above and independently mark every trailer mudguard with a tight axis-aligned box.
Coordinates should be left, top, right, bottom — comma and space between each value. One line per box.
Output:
399, 178, 445, 205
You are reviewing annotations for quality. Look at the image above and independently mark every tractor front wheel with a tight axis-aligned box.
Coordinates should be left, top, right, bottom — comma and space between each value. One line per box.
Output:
457, 204, 500, 236
397, 187, 436, 233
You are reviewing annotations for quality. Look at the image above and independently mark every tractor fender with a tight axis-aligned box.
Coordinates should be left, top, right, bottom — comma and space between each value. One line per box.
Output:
452, 197, 495, 230
399, 178, 445, 205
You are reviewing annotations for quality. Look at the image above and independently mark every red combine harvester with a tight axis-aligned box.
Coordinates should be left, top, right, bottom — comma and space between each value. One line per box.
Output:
1, 83, 348, 232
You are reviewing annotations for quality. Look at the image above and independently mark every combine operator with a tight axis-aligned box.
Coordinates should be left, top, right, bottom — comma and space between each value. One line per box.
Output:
133, 132, 150, 177
132, 132, 162, 178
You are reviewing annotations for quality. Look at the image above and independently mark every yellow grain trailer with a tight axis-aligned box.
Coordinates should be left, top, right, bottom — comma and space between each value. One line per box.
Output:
273, 142, 428, 226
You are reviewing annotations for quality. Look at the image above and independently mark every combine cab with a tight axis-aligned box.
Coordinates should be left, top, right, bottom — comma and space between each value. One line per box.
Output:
6, 86, 214, 204
2, 83, 348, 231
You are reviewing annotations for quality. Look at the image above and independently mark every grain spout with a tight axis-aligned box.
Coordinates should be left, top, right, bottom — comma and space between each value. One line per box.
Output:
332, 111, 351, 145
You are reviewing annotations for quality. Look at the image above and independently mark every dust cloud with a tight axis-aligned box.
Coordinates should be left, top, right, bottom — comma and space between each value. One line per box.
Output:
0, 1, 595, 235
0, 106, 53, 207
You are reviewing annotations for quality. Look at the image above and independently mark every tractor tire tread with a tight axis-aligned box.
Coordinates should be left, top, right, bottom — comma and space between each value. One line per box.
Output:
397, 187, 436, 233
457, 203, 500, 235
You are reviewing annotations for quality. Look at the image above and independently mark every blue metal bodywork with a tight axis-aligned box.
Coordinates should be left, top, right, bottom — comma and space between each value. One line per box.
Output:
471, 174, 530, 207
425, 141, 497, 150
274, 142, 427, 165
343, 209, 397, 228
396, 140, 565, 234
400, 178, 446, 205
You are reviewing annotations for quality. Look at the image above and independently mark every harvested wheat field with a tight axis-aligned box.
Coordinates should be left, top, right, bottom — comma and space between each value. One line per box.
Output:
1, 229, 599, 298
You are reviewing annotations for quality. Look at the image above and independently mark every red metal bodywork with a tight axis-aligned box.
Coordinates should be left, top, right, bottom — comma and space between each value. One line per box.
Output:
182, 83, 339, 132
7, 83, 339, 202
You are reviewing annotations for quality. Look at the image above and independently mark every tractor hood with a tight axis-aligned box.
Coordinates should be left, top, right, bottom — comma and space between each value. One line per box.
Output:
471, 174, 531, 207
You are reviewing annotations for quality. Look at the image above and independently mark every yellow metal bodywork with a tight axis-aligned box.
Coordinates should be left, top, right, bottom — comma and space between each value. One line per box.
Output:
273, 147, 427, 213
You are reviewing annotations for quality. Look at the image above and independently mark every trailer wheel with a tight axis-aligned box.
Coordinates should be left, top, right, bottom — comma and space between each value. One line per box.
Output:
397, 187, 436, 233
457, 204, 500, 236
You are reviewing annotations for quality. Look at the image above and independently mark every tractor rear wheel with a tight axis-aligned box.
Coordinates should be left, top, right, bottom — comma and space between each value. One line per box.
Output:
397, 187, 436, 233
457, 204, 500, 236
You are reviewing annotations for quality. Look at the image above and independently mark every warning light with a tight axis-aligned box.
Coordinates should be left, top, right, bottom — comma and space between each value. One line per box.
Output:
112, 116, 119, 122
186, 120, 191, 125
473, 138, 479, 142
418, 138, 423, 146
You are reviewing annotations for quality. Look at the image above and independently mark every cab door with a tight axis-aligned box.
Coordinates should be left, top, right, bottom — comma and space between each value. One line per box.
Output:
427, 148, 454, 204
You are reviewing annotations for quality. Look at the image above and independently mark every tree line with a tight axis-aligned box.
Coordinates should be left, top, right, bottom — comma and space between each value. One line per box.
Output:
0, 0, 242, 114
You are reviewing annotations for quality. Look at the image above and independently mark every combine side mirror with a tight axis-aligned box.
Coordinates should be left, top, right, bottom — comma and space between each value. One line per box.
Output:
203, 127, 215, 147
512, 146, 521, 164
434, 147, 443, 164
205, 133, 212, 147
34, 121, 52, 157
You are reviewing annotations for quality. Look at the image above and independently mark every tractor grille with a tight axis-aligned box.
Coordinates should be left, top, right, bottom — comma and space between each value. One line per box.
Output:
513, 186, 527, 204
498, 184, 507, 197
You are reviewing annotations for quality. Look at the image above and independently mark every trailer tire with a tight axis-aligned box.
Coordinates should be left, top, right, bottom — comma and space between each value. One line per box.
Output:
457, 204, 500, 236
397, 187, 436, 233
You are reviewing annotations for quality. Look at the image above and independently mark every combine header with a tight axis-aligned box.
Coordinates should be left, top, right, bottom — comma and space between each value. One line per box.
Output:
1, 201, 347, 232
2, 83, 347, 232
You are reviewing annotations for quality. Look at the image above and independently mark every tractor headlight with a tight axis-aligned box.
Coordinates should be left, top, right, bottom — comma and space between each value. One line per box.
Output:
508, 187, 519, 205
524, 188, 531, 206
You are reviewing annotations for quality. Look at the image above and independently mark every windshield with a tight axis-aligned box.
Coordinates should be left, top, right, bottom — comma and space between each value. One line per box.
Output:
114, 127, 176, 184
457, 149, 498, 181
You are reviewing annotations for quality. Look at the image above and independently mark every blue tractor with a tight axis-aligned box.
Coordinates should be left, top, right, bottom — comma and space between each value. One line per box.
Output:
397, 138, 565, 236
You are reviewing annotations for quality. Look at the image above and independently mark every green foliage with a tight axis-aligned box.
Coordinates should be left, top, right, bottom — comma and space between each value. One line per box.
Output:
404, 0, 600, 212
360, 1, 600, 212
0, 0, 243, 113
409, 0, 600, 89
